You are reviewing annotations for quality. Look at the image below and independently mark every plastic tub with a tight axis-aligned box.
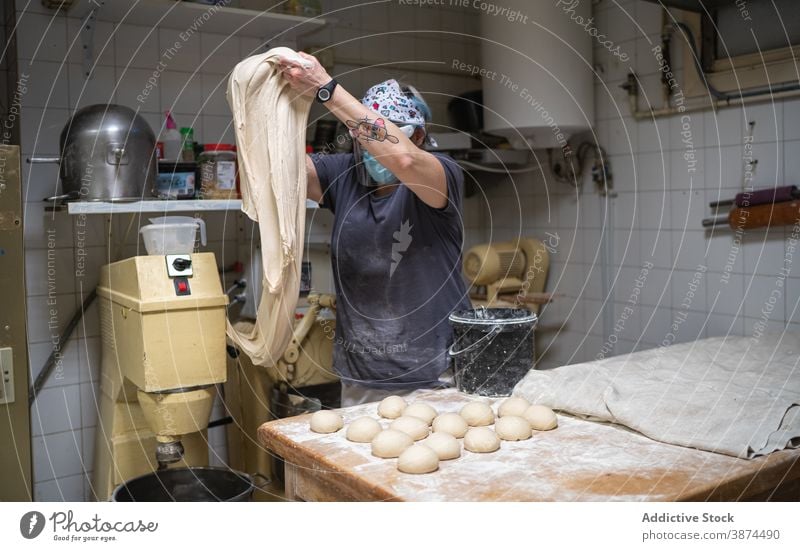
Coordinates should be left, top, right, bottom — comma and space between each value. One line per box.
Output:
149, 216, 207, 245
140, 223, 201, 255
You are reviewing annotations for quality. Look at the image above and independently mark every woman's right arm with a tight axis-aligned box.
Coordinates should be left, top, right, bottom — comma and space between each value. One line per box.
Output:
306, 154, 323, 203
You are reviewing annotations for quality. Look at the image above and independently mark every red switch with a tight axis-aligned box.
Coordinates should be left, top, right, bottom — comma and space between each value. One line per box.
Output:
174, 277, 191, 295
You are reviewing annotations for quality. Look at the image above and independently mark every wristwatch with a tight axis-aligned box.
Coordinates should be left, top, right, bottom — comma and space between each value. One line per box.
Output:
315, 78, 338, 104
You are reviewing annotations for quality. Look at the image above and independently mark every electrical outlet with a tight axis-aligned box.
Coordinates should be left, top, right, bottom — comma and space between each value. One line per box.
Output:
0, 348, 14, 405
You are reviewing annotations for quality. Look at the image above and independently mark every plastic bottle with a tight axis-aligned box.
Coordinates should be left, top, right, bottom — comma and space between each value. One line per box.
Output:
162, 112, 182, 162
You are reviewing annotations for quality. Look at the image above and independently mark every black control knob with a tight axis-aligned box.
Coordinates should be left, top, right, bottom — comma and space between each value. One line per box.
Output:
172, 257, 192, 271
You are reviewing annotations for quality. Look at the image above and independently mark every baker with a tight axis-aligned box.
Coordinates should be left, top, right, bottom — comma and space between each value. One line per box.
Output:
279, 52, 471, 407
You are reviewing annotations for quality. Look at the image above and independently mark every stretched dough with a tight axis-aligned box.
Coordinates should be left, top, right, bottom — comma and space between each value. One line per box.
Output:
225, 47, 312, 366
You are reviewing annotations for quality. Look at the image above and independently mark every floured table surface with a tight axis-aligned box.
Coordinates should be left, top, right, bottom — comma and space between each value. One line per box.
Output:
257, 389, 800, 501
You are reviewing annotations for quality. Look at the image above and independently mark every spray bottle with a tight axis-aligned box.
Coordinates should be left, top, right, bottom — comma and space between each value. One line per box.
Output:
162, 111, 182, 162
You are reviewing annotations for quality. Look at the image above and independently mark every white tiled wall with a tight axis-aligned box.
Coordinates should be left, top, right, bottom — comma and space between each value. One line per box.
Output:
17, 0, 481, 500
471, 0, 800, 369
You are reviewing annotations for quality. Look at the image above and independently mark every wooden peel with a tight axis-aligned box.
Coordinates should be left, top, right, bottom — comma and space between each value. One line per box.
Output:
703, 200, 800, 229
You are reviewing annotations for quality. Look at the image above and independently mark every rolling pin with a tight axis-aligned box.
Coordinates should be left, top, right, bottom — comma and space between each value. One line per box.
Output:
702, 200, 800, 229
709, 185, 799, 208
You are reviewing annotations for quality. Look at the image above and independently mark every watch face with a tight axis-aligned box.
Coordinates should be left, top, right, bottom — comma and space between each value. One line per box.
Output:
318, 88, 331, 101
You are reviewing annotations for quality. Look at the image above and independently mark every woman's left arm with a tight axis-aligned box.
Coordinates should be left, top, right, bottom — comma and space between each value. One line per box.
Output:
279, 52, 447, 209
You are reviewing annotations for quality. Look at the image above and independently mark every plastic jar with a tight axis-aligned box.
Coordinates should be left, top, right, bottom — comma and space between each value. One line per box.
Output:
198, 144, 238, 199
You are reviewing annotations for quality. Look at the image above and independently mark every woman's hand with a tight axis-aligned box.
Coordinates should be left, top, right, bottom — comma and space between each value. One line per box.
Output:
277, 51, 332, 97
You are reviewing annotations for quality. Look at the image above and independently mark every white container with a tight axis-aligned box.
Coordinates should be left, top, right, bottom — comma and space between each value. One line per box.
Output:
480, 0, 594, 149
149, 216, 207, 245
140, 220, 207, 255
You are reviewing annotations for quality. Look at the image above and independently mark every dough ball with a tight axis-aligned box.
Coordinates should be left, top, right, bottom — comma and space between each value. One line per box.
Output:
498, 396, 530, 418
371, 429, 414, 458
464, 427, 501, 453
377, 395, 407, 419
309, 410, 343, 434
397, 444, 439, 474
459, 402, 495, 426
524, 405, 558, 431
432, 412, 469, 438
403, 402, 438, 425
389, 416, 430, 441
495, 415, 532, 441
345, 416, 383, 443
423, 432, 461, 460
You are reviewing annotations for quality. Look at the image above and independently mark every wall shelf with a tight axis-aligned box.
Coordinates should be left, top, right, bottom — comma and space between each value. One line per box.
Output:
71, 0, 327, 40
66, 198, 319, 215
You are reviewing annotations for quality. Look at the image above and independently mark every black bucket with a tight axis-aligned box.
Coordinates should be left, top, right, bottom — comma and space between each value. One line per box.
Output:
112, 467, 253, 502
448, 308, 537, 397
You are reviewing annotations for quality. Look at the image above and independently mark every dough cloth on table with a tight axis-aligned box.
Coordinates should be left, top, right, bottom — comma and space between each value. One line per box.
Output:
514, 333, 800, 459
225, 47, 312, 366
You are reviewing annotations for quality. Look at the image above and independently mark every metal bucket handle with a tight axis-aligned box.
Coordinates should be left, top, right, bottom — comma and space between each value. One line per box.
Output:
448, 324, 502, 357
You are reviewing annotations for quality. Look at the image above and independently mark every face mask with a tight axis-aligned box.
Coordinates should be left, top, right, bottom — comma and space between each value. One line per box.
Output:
360, 125, 416, 186
362, 151, 398, 185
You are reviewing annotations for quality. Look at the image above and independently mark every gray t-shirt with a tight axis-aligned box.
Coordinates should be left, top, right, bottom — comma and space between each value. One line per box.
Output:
311, 152, 471, 390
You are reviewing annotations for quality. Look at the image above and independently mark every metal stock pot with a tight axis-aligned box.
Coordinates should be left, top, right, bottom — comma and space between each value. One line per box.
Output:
29, 104, 157, 202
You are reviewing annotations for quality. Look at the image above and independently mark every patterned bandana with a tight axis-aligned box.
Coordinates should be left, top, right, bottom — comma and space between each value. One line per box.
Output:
361, 79, 436, 147
362, 78, 427, 124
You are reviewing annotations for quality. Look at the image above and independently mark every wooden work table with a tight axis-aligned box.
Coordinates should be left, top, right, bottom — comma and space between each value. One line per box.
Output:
257, 389, 800, 501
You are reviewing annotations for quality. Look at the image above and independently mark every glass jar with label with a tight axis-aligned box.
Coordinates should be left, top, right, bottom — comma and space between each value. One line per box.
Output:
198, 144, 238, 199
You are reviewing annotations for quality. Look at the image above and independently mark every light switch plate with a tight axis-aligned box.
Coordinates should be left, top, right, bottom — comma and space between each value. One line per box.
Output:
0, 347, 14, 404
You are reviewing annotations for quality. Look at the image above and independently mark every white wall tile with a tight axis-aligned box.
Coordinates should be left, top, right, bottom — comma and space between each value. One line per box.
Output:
743, 274, 785, 320
705, 312, 744, 338
32, 431, 84, 482
161, 71, 204, 114
23, 203, 75, 249
34, 473, 85, 502
741, 229, 787, 276
16, 12, 68, 62
115, 24, 160, 70
80, 381, 100, 429
200, 72, 230, 117
66, 17, 115, 67
156, 28, 201, 74
745, 101, 783, 144
704, 107, 744, 148
21, 60, 70, 109
68, 64, 117, 109
28, 339, 80, 389
704, 231, 745, 274
636, 151, 669, 191
670, 190, 704, 229
706, 272, 745, 316
200, 32, 241, 74
26, 293, 77, 344
30, 384, 81, 436
25, 247, 75, 297
20, 106, 68, 156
